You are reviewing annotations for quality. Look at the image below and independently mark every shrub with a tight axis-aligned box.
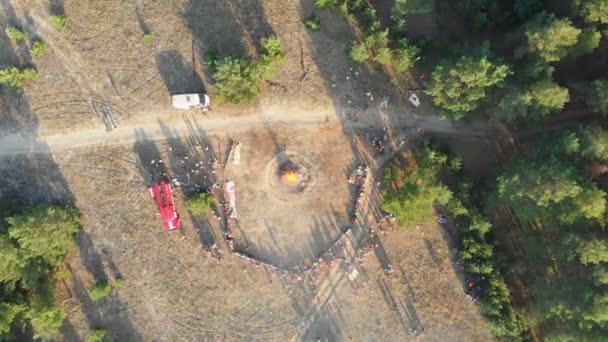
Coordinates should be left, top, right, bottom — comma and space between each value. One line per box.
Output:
392, 41, 420, 73
381, 144, 454, 227
349, 42, 370, 63
304, 16, 321, 31
31, 41, 46, 57
50, 15, 69, 31
0, 67, 38, 88
185, 192, 214, 215
143, 33, 154, 44
112, 277, 125, 288
209, 36, 285, 104
87, 329, 108, 342
88, 282, 111, 301
6, 27, 26, 43
372, 47, 392, 65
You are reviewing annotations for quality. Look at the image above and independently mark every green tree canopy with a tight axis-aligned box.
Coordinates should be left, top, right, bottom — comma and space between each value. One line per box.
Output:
578, 126, 608, 162
576, 0, 608, 24
494, 79, 569, 122
593, 267, 608, 285
208, 36, 285, 104
426, 48, 511, 120
27, 306, 67, 340
0, 236, 25, 287
525, 13, 581, 62
7, 205, 81, 267
585, 79, 608, 115
497, 156, 606, 224
381, 145, 454, 227
577, 239, 608, 265
569, 27, 601, 57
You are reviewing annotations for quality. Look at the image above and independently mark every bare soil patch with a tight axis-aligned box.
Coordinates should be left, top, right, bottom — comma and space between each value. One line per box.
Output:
224, 125, 352, 267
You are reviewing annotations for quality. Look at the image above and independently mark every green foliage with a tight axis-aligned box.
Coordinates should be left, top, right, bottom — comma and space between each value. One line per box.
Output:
514, 0, 543, 20
393, 0, 432, 16
143, 34, 154, 44
525, 13, 581, 62
585, 79, 608, 114
211, 57, 259, 104
569, 27, 601, 57
0, 303, 26, 336
208, 36, 285, 104
381, 145, 453, 227
0, 205, 79, 339
31, 41, 47, 57
578, 126, 608, 162
185, 192, 214, 215
593, 267, 608, 285
392, 41, 420, 73
28, 306, 67, 340
426, 49, 511, 120
314, 0, 342, 9
88, 282, 112, 301
577, 0, 608, 24
497, 156, 606, 224
49, 15, 69, 31
495, 79, 569, 122
576, 239, 608, 265
304, 16, 321, 31
0, 235, 25, 286
112, 277, 125, 288
7, 205, 81, 266
456, 0, 495, 27
6, 27, 26, 43
349, 42, 370, 63
458, 216, 495, 275
87, 329, 108, 342
0, 67, 38, 88
372, 47, 393, 65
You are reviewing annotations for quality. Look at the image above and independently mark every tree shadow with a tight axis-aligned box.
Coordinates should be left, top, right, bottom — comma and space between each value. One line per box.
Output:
135, 6, 150, 35
49, 0, 65, 16
155, 50, 205, 95
184, 0, 274, 59
77, 233, 108, 283
133, 128, 168, 187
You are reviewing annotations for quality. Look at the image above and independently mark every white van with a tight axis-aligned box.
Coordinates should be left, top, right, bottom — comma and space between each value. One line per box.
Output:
171, 93, 210, 110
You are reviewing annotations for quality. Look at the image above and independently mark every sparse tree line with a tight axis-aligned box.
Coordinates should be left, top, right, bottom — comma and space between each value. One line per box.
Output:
314, 0, 421, 75
381, 145, 524, 337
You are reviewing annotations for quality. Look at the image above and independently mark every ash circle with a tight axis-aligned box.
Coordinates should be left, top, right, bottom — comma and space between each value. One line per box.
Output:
264, 151, 319, 200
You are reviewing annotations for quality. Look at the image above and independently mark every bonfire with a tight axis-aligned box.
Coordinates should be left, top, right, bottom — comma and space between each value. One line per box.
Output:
283, 169, 298, 183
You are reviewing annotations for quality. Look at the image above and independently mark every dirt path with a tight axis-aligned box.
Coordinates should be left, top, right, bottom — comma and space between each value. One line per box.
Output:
0, 107, 339, 155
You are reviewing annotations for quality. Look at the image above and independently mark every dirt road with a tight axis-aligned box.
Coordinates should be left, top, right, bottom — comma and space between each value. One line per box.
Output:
0, 107, 337, 155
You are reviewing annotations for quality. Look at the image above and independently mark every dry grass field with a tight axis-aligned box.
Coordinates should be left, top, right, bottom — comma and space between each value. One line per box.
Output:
0, 0, 493, 340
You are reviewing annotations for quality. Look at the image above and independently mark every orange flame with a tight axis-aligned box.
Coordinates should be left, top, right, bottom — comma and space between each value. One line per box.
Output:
284, 170, 298, 182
